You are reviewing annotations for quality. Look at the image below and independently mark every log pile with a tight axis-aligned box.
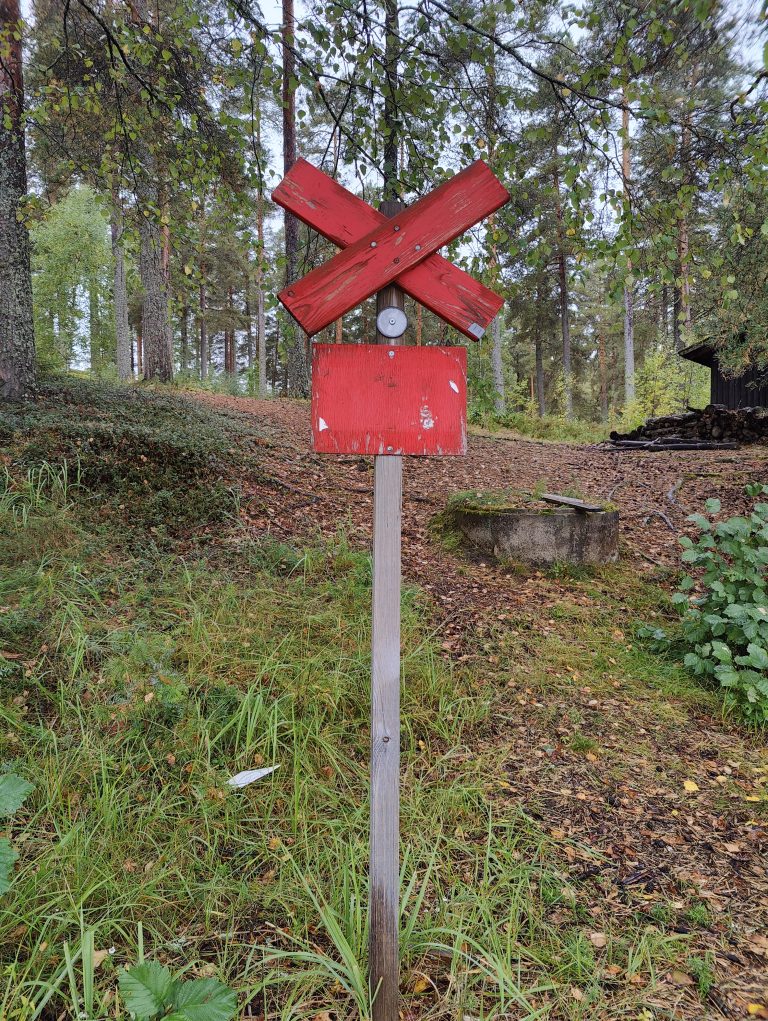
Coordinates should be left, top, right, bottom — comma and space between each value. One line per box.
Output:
607, 404, 768, 451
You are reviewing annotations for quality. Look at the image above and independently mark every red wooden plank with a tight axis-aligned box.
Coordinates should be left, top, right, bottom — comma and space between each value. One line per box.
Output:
278, 161, 508, 337
311, 344, 467, 456
273, 159, 504, 341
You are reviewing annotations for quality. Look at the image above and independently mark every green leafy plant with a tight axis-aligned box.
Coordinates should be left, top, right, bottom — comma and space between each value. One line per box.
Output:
118, 961, 237, 1021
0, 773, 33, 893
658, 485, 768, 723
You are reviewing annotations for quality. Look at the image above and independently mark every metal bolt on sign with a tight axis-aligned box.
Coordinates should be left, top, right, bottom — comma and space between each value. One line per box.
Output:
272, 160, 509, 1021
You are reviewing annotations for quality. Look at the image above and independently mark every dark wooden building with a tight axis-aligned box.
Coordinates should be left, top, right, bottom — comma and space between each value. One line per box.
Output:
679, 341, 768, 409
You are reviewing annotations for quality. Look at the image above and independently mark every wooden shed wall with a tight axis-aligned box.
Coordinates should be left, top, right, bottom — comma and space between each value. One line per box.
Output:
711, 361, 768, 409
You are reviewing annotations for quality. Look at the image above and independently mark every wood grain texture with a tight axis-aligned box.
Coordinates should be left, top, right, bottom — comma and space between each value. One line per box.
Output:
275, 160, 509, 337
273, 159, 506, 342
370, 208, 403, 1021
311, 344, 468, 456
369, 452, 401, 1020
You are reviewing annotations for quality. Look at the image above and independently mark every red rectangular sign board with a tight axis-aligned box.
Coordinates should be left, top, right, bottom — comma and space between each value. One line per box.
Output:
311, 344, 467, 456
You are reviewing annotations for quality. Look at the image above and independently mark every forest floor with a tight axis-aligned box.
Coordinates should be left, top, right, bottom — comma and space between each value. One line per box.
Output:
201, 393, 768, 1020
0, 378, 766, 1021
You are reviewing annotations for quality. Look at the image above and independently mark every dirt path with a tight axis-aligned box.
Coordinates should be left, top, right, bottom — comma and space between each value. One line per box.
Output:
202, 393, 768, 642
200, 394, 768, 1020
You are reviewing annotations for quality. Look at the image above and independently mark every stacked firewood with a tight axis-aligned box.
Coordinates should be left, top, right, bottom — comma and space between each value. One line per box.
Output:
607, 404, 768, 450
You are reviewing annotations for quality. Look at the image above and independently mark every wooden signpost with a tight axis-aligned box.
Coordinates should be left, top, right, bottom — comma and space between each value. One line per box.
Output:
273, 161, 509, 1021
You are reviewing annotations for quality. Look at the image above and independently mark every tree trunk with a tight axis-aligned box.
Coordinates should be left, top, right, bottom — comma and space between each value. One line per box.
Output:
0, 0, 36, 400
255, 120, 268, 397
486, 16, 505, 418
272, 317, 279, 391
138, 164, 172, 382
534, 283, 545, 417
111, 179, 131, 382
552, 160, 572, 418
180, 300, 189, 373
622, 89, 635, 403
245, 274, 254, 370
598, 328, 608, 421
225, 286, 235, 374
676, 77, 694, 350
491, 314, 505, 416
258, 279, 267, 396
199, 277, 208, 379
282, 0, 309, 395
136, 326, 143, 376
89, 276, 100, 372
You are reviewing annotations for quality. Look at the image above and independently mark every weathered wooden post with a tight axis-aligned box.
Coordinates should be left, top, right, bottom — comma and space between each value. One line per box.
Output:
369, 199, 405, 1021
271, 157, 509, 1021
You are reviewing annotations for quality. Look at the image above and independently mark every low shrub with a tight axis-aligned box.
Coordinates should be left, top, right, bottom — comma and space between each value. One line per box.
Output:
645, 484, 768, 724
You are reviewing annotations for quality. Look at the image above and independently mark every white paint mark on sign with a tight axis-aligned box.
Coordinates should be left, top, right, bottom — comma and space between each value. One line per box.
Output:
448, 379, 459, 393
318, 417, 329, 432
420, 405, 435, 430
227, 765, 280, 788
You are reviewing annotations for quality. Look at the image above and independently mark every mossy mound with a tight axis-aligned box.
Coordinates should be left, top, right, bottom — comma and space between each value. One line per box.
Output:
0, 376, 264, 536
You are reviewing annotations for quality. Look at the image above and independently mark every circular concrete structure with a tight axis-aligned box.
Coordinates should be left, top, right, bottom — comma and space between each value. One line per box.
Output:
452, 504, 620, 566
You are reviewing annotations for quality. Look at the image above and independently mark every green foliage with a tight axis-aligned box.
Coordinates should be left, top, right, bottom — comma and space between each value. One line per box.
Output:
496, 412, 610, 445
620, 351, 710, 430
119, 962, 236, 1020
0, 773, 33, 894
649, 485, 768, 724
30, 187, 115, 373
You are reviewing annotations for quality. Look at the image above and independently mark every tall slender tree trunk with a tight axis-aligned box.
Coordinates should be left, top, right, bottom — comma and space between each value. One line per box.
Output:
132, 0, 172, 383
225, 286, 235, 374
89, 277, 100, 372
255, 112, 268, 397
552, 160, 572, 418
245, 274, 254, 371
282, 0, 309, 395
138, 166, 172, 381
199, 278, 208, 379
272, 317, 279, 391
534, 282, 546, 417
136, 326, 143, 376
161, 188, 174, 369
598, 328, 609, 421
676, 73, 695, 350
111, 178, 131, 381
622, 88, 635, 402
0, 0, 36, 399
486, 13, 505, 417
257, 277, 267, 395
490, 316, 504, 416
180, 299, 189, 373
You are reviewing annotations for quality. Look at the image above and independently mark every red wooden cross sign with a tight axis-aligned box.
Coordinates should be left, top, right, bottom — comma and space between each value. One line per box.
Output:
274, 159, 509, 455
271, 158, 509, 1021
274, 158, 508, 342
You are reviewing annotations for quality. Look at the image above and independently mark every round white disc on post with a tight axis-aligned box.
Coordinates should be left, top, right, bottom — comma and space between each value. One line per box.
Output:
376, 306, 408, 339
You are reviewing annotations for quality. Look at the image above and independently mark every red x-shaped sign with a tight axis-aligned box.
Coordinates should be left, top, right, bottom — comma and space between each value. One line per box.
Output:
273, 160, 509, 341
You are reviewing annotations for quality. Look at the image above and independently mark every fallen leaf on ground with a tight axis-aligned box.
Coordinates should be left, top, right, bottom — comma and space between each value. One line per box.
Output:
683, 780, 699, 793
670, 970, 694, 987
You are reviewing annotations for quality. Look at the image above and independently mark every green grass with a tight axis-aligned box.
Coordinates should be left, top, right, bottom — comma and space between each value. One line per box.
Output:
0, 377, 734, 1020
471, 413, 611, 446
